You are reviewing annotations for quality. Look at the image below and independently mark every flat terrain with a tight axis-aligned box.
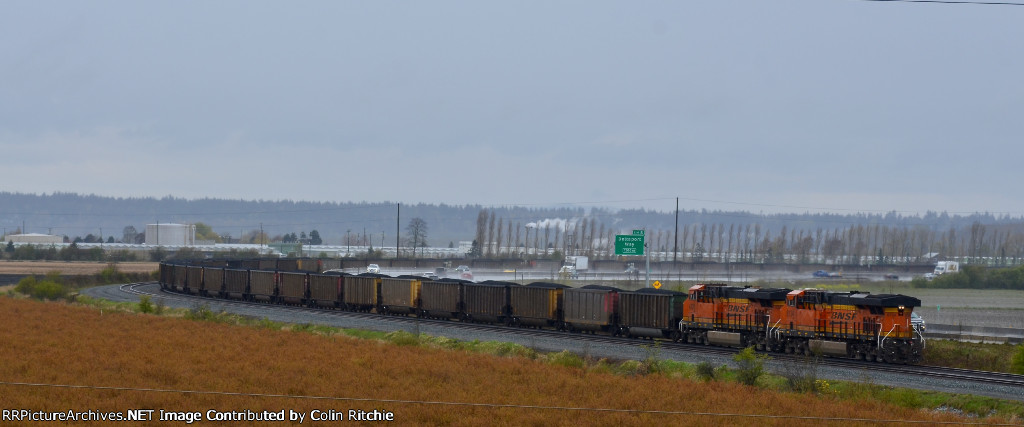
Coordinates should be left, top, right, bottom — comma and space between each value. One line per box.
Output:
0, 297, 979, 426
0, 261, 158, 275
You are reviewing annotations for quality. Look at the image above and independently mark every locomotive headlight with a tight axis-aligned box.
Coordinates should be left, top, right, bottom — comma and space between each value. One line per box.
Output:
898, 305, 905, 315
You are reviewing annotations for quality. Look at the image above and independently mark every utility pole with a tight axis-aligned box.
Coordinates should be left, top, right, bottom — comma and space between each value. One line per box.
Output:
645, 227, 651, 289
396, 203, 400, 258
673, 197, 679, 265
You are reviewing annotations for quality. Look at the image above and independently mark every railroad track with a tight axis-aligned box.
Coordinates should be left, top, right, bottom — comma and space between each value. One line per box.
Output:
119, 282, 1024, 392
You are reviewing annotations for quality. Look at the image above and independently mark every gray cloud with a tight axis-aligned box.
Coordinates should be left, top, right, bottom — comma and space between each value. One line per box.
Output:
1, 1, 1021, 215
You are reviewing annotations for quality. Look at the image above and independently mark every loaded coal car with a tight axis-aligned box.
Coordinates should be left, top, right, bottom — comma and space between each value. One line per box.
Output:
509, 282, 569, 329
380, 276, 424, 315
618, 288, 686, 341
275, 257, 323, 273
203, 267, 225, 298
563, 285, 621, 334
186, 266, 204, 295
227, 259, 261, 270
344, 274, 382, 312
197, 259, 228, 268
248, 270, 278, 302
319, 259, 342, 272
170, 264, 188, 293
159, 263, 176, 291
308, 271, 344, 308
223, 269, 250, 300
463, 280, 516, 324
279, 272, 308, 305
419, 278, 466, 320
276, 258, 300, 272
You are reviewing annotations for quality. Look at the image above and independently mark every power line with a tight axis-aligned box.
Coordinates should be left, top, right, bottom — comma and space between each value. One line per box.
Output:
0, 380, 1003, 425
855, 0, 1024, 5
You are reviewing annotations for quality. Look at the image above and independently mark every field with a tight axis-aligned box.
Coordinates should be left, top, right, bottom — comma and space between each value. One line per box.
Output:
0, 297, 988, 426
0, 261, 158, 275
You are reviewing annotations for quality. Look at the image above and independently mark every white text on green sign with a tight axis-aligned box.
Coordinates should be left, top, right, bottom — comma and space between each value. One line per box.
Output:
615, 234, 645, 255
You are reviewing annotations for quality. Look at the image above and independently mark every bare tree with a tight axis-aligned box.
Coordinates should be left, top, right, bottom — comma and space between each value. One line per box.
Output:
495, 217, 504, 257
405, 218, 428, 257
486, 211, 496, 257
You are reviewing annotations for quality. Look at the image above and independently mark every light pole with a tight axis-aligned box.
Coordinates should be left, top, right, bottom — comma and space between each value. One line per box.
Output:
346, 229, 351, 257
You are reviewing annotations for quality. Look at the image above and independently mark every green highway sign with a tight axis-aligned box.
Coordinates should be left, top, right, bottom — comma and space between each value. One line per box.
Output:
615, 234, 645, 255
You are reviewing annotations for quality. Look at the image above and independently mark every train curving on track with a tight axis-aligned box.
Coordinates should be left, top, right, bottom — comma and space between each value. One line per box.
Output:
159, 258, 925, 364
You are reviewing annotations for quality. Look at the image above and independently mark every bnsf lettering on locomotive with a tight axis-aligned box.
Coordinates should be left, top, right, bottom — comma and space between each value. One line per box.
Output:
727, 305, 748, 313
831, 312, 855, 321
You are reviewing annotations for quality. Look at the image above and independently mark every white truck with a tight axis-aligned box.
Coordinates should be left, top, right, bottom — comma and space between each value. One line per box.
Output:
564, 256, 588, 271
933, 261, 960, 276
559, 256, 589, 280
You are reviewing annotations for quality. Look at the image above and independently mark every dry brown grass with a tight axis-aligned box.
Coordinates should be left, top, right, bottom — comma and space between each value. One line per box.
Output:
0, 298, 979, 426
0, 261, 158, 275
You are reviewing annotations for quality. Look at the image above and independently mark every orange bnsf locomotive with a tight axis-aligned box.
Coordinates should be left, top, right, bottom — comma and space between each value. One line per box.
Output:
680, 284, 924, 364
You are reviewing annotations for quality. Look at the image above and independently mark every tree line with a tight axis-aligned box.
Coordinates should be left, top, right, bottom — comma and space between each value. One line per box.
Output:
469, 209, 1024, 267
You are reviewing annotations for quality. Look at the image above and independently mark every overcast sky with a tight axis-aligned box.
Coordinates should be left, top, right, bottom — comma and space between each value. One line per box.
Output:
2, 1, 1022, 217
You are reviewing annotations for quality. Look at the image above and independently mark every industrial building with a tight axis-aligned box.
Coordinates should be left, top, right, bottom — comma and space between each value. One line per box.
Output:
3, 233, 63, 244
145, 223, 196, 246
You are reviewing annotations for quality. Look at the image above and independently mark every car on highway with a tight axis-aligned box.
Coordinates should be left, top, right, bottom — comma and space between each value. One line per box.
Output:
366, 264, 380, 274
812, 270, 841, 278
911, 311, 926, 332
455, 265, 470, 272
884, 274, 899, 280
624, 263, 639, 279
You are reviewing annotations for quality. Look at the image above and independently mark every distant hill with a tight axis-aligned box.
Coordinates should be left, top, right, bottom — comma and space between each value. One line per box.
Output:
2, 192, 1022, 260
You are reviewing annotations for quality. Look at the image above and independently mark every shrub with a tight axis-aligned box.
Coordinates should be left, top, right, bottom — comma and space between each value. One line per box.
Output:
14, 276, 68, 301
695, 361, 717, 381
778, 353, 821, 393
640, 342, 664, 374
385, 330, 422, 347
185, 303, 220, 322
1012, 345, 1024, 375
733, 346, 768, 386
154, 298, 166, 315
137, 295, 154, 314
547, 350, 584, 369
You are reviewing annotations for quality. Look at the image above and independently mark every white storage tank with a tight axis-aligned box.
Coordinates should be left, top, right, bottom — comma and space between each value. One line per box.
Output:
145, 223, 195, 246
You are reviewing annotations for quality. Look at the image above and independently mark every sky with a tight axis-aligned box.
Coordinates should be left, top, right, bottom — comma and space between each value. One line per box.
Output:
2, 1, 1022, 217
